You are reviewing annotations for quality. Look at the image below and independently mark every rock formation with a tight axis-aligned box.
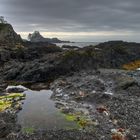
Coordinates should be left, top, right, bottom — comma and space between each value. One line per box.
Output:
28, 31, 70, 43
0, 23, 22, 45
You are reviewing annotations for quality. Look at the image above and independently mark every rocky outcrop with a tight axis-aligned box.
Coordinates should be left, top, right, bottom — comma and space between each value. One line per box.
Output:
0, 25, 131, 79
62, 45, 79, 50
1, 23, 140, 83
28, 31, 45, 42
28, 31, 70, 43
0, 23, 22, 46
0, 40, 140, 83
81, 41, 140, 68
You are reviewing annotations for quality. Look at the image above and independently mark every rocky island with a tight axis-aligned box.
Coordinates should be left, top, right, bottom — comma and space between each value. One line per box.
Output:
0, 22, 140, 140
28, 31, 70, 43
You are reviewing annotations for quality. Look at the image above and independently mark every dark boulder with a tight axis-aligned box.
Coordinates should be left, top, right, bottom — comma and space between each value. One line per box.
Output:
62, 45, 79, 50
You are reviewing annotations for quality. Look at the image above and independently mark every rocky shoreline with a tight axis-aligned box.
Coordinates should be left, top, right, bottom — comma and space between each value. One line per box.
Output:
0, 23, 140, 140
50, 69, 140, 140
0, 69, 139, 140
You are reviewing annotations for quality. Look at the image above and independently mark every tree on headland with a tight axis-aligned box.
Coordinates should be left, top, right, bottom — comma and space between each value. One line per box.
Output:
0, 16, 7, 24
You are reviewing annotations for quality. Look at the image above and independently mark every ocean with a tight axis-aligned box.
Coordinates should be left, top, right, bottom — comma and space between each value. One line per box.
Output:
55, 42, 100, 48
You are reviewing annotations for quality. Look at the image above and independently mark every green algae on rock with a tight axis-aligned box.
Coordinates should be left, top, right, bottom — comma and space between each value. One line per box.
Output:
22, 127, 35, 134
64, 113, 94, 129
6, 93, 25, 99
0, 93, 25, 112
65, 114, 77, 122
0, 100, 11, 111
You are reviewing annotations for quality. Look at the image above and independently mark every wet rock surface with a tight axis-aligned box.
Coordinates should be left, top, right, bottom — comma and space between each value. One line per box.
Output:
49, 69, 140, 140
0, 112, 20, 138
0, 91, 26, 138
0, 70, 139, 140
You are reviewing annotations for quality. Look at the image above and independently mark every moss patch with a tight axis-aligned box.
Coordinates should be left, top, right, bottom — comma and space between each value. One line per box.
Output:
0, 100, 11, 111
0, 93, 25, 112
64, 113, 93, 128
6, 93, 25, 99
65, 114, 77, 121
0, 93, 25, 100
22, 127, 35, 134
77, 118, 90, 128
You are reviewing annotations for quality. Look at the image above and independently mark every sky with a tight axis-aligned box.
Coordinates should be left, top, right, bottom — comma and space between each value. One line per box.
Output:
0, 0, 140, 42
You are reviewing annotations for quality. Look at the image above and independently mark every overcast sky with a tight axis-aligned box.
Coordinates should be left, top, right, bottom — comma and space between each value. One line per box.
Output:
1, 0, 140, 42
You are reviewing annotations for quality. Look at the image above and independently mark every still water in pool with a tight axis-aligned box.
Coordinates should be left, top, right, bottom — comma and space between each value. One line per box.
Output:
18, 90, 77, 130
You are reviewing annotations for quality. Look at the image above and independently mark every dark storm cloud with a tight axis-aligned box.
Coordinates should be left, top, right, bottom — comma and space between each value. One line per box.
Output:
0, 0, 140, 41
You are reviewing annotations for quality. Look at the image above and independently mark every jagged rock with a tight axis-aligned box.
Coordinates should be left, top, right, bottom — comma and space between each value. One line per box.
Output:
0, 23, 22, 46
0, 40, 140, 83
28, 31, 70, 43
6, 85, 27, 93
28, 31, 45, 42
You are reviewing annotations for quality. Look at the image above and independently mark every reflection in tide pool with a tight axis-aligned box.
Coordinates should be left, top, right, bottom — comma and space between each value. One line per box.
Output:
18, 90, 77, 130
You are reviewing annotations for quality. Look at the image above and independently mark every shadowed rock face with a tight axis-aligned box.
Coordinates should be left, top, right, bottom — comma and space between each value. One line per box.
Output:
0, 23, 22, 46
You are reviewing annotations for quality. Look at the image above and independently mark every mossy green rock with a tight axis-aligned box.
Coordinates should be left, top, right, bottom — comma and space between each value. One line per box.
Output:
65, 114, 77, 121
22, 127, 35, 134
0, 93, 25, 112
64, 113, 93, 128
